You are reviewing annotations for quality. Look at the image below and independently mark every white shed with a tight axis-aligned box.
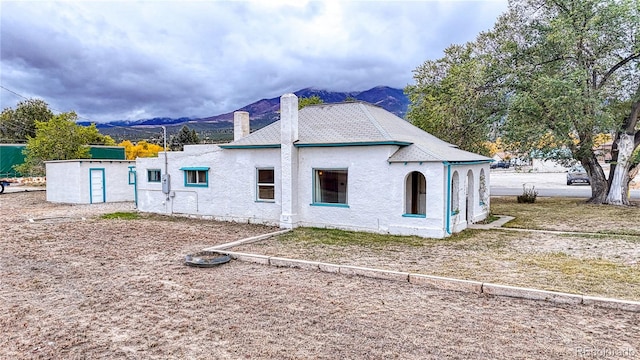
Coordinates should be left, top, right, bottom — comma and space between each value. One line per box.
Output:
45, 160, 136, 204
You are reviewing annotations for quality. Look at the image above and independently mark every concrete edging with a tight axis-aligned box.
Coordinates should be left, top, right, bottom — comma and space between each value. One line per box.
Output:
203, 229, 292, 251
482, 283, 582, 305
205, 235, 640, 313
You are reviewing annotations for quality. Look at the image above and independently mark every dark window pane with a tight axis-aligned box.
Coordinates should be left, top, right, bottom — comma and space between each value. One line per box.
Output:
315, 169, 347, 204
258, 185, 274, 200
258, 169, 274, 184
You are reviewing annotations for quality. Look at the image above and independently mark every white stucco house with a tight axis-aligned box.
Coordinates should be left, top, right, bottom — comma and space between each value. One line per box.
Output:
135, 94, 491, 238
45, 159, 136, 204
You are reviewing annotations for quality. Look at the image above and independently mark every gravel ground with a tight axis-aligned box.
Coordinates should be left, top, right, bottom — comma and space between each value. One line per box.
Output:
1, 192, 638, 359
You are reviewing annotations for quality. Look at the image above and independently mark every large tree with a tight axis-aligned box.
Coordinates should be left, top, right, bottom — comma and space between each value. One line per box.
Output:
15, 112, 115, 176
405, 39, 507, 156
407, 0, 639, 204
0, 99, 54, 142
496, 0, 639, 204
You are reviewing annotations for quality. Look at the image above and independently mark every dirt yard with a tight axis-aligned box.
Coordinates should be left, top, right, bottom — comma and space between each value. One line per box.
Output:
1, 192, 638, 359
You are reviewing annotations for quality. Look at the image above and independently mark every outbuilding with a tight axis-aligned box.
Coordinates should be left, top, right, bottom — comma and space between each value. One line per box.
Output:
45, 159, 136, 204
135, 94, 491, 238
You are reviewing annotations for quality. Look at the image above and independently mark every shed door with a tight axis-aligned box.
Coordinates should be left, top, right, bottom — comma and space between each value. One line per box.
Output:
90, 168, 105, 203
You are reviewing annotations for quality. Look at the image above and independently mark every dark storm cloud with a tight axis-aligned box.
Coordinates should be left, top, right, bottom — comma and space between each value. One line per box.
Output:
0, 1, 508, 122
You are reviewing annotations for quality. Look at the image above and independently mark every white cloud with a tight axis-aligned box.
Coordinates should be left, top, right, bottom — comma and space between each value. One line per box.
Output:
0, 0, 508, 122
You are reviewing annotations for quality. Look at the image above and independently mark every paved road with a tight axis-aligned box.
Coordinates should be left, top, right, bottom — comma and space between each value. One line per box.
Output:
490, 169, 640, 199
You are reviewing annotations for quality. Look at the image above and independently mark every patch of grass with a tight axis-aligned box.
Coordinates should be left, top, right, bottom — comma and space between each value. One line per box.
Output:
276, 227, 511, 251
490, 196, 640, 235
476, 213, 501, 225
100, 212, 141, 220
278, 227, 428, 248
517, 252, 640, 299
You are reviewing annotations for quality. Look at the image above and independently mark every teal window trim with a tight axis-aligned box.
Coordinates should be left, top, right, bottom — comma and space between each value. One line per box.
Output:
179, 167, 210, 171
128, 168, 137, 185
128, 166, 138, 207
256, 167, 275, 202
147, 169, 161, 183
182, 168, 209, 187
312, 168, 349, 206
310, 203, 350, 208
402, 213, 426, 218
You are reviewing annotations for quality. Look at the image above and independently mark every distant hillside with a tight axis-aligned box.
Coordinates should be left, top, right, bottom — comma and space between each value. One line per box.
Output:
93, 86, 409, 142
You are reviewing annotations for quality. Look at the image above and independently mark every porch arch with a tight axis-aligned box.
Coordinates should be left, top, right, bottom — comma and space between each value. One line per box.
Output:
405, 171, 426, 216
466, 169, 475, 223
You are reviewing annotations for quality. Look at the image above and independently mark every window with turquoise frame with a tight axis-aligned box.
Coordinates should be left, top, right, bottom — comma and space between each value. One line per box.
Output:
313, 169, 348, 206
147, 169, 161, 183
256, 168, 275, 201
181, 167, 209, 187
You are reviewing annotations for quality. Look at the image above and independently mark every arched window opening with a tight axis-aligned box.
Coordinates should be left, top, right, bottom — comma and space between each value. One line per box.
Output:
405, 171, 426, 216
479, 169, 487, 205
451, 171, 460, 214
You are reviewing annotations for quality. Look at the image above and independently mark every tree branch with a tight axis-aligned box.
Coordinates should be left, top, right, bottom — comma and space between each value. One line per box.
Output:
597, 51, 640, 89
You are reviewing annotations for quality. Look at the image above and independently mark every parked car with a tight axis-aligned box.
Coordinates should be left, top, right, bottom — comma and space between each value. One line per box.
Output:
490, 161, 510, 169
566, 165, 590, 185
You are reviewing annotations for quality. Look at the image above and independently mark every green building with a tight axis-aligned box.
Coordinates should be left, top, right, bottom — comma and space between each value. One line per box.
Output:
0, 144, 126, 177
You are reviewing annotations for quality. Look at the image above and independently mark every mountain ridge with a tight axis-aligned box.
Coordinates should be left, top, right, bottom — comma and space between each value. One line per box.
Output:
81, 86, 409, 129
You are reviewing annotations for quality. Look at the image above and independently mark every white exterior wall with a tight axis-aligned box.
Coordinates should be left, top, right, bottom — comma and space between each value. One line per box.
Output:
295, 145, 450, 238
46, 160, 135, 204
135, 144, 490, 238
46, 162, 83, 203
136, 145, 282, 226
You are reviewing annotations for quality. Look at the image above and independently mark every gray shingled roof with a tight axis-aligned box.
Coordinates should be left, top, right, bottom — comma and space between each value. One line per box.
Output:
222, 102, 490, 163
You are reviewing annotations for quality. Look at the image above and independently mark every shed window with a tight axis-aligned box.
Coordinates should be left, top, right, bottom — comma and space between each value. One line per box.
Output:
257, 168, 275, 201
313, 169, 348, 205
147, 169, 161, 182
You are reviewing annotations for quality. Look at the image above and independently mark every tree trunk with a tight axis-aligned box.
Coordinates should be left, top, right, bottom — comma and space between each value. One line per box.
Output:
606, 97, 640, 205
583, 155, 608, 204
605, 133, 634, 205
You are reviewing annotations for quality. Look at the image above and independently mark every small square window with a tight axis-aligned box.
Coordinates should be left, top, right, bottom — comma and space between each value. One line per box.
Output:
313, 169, 348, 205
147, 169, 161, 183
183, 169, 208, 187
257, 168, 275, 201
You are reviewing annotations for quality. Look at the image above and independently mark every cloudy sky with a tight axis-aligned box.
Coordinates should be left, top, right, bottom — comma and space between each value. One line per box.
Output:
1, 0, 508, 123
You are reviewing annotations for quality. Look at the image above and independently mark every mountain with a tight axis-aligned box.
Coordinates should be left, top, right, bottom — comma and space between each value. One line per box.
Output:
197, 86, 409, 124
93, 86, 409, 141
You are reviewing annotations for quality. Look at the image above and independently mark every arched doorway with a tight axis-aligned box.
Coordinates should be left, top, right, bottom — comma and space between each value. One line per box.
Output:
405, 171, 426, 215
466, 170, 474, 223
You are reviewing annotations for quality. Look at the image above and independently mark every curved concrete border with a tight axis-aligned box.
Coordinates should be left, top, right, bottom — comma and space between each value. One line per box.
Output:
207, 248, 640, 313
